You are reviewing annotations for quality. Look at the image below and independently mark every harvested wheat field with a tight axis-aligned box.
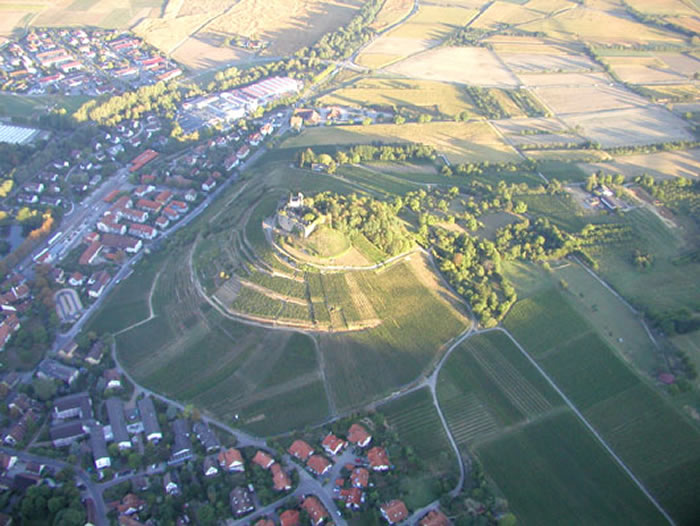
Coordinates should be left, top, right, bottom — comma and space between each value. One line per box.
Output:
387, 46, 520, 87
533, 84, 648, 114
171, 33, 251, 71
517, 71, 611, 87
500, 52, 600, 73
560, 106, 695, 147
369, 0, 413, 31
580, 149, 700, 181
204, 0, 365, 56
604, 56, 689, 84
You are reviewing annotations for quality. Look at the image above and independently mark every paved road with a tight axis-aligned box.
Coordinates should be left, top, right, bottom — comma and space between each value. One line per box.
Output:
0, 446, 108, 526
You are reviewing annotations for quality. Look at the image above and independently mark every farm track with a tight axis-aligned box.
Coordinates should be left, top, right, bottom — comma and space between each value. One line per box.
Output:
112, 268, 163, 335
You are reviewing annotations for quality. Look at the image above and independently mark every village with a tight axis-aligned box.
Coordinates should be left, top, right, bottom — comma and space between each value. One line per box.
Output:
0, 28, 181, 96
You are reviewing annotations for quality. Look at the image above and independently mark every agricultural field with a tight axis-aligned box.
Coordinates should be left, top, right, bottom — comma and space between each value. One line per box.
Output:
171, 31, 251, 71
603, 55, 695, 84
437, 331, 665, 525
29, 0, 163, 30
281, 121, 520, 163
318, 78, 477, 119
502, 285, 700, 524
579, 149, 700, 181
132, 13, 216, 54
586, 208, 700, 315
204, 0, 366, 56
552, 105, 694, 147
356, 4, 476, 69
319, 254, 471, 410
380, 388, 458, 508
386, 46, 520, 87
517, 3, 687, 46
498, 50, 600, 74
476, 411, 666, 526
368, 0, 413, 31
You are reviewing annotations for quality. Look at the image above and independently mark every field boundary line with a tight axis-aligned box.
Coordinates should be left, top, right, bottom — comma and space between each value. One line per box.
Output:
484, 326, 676, 525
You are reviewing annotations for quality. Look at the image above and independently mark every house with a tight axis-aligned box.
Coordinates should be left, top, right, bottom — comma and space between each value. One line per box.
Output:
4, 410, 34, 446
129, 223, 157, 240
236, 145, 250, 160
306, 454, 332, 476
201, 177, 216, 192
101, 233, 142, 253
288, 439, 314, 461
368, 446, 390, 471
302, 496, 328, 526
125, 406, 143, 434
255, 519, 275, 526
192, 421, 220, 452
121, 208, 148, 223
170, 200, 188, 212
340, 487, 364, 510
104, 369, 122, 390
419, 509, 451, 526
292, 109, 321, 127
79, 241, 103, 265
133, 185, 153, 198
230, 487, 254, 517
138, 396, 162, 443
218, 447, 244, 472
163, 206, 180, 221
348, 423, 372, 447
170, 419, 192, 464
351, 467, 369, 488
249, 132, 262, 146
154, 190, 173, 204
135, 198, 162, 213
271, 463, 292, 491
7, 392, 34, 417
203, 456, 219, 477
225, 155, 239, 172
88, 271, 111, 299
252, 450, 275, 469
68, 272, 85, 286
50, 420, 88, 447
184, 189, 197, 202
322, 433, 346, 456
37, 359, 79, 385
381, 500, 408, 524
97, 217, 126, 235
163, 471, 180, 495
116, 494, 145, 516
90, 425, 110, 470
85, 340, 105, 364
106, 398, 132, 449
155, 216, 170, 229
280, 509, 300, 526
53, 392, 92, 420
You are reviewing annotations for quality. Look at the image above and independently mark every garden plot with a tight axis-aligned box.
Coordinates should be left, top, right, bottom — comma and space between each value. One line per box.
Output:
561, 106, 695, 147
533, 84, 648, 115
387, 46, 520, 87
580, 149, 700, 181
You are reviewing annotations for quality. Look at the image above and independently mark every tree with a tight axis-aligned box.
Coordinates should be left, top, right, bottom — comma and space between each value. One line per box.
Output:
393, 115, 406, 125
33, 377, 57, 401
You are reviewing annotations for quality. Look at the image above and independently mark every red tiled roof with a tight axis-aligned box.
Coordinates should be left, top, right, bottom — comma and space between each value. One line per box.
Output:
419, 509, 451, 526
322, 433, 345, 455
351, 467, 369, 488
271, 463, 292, 491
306, 454, 331, 476
348, 423, 371, 446
340, 487, 363, 508
252, 450, 275, 469
218, 448, 243, 469
279, 509, 300, 526
381, 500, 408, 524
368, 446, 390, 470
302, 496, 328, 525
288, 440, 313, 461
254, 520, 275, 526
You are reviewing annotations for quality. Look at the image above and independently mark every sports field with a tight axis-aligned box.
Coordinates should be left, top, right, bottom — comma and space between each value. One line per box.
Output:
281, 121, 520, 163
